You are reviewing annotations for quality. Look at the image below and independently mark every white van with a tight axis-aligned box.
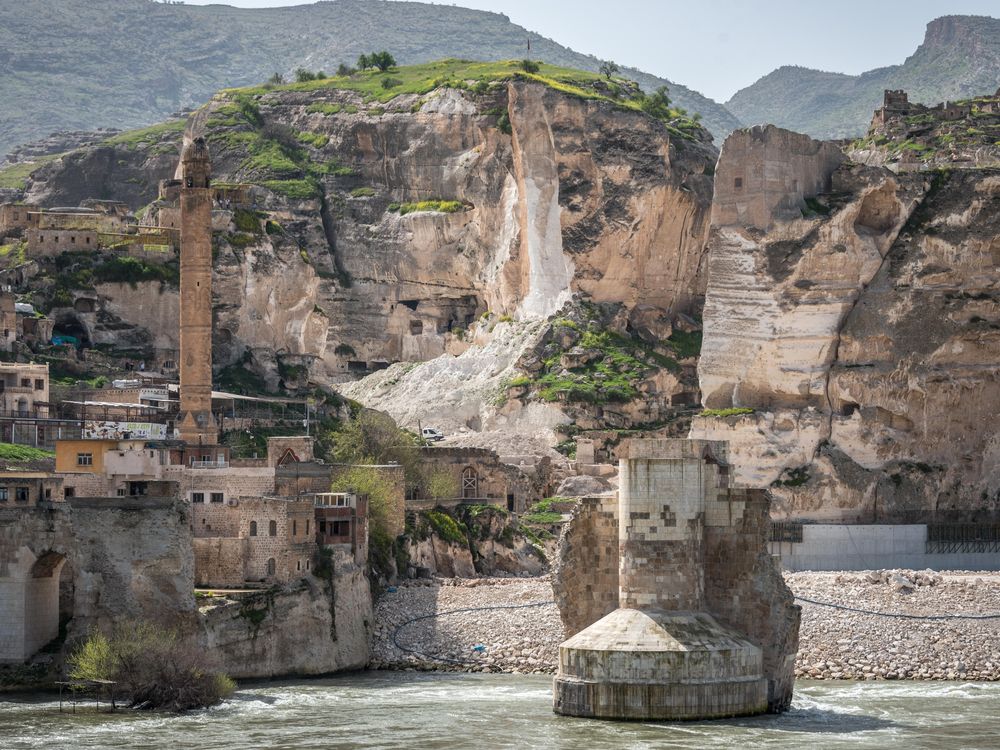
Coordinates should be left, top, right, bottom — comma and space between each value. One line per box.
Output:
421, 427, 444, 442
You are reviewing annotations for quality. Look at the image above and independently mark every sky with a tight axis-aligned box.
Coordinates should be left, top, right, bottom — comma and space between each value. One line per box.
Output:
180, 0, 999, 102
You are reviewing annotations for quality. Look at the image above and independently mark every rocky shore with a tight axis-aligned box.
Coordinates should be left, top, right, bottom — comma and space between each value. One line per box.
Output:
370, 571, 1000, 680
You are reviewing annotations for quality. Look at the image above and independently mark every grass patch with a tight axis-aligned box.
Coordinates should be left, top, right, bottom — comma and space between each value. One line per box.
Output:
350, 187, 376, 197
92, 256, 178, 286
0, 155, 62, 189
388, 199, 464, 215
101, 120, 185, 149
0, 442, 55, 463
700, 407, 754, 418
425, 509, 468, 545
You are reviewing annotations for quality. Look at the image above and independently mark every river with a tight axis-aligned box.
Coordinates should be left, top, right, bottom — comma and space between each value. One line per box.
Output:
2, 673, 999, 749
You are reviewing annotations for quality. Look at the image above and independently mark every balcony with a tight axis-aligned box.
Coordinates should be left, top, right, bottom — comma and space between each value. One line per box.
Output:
188, 459, 229, 470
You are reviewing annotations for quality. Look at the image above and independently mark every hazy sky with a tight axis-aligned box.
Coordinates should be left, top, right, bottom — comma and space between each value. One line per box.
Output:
181, 0, 998, 101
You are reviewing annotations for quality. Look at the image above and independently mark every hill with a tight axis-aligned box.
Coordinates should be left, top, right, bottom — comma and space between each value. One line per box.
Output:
0, 0, 740, 157
726, 15, 1000, 139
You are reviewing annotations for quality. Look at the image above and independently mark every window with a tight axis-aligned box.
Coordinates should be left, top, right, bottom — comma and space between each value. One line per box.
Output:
319, 520, 327, 534
306, 560, 310, 570
210, 492, 224, 504
462, 467, 478, 499
44, 488, 52, 500
269, 520, 277, 536
70, 236, 75, 244
86, 237, 90, 244
77, 453, 93, 466
305, 520, 310, 535
34, 379, 43, 390
64, 487, 75, 498
191, 492, 205, 503
21, 378, 30, 388
266, 558, 276, 576
15, 486, 29, 503
117, 488, 127, 497
249, 521, 257, 536
292, 520, 298, 536
296, 560, 301, 571
0, 487, 7, 502
331, 520, 350, 536
734, 177, 743, 188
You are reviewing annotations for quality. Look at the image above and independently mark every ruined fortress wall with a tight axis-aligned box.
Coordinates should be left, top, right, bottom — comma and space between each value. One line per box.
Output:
704, 490, 800, 712
551, 495, 618, 638
712, 125, 845, 230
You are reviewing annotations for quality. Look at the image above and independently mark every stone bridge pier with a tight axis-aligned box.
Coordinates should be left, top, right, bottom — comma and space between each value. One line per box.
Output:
0, 498, 194, 665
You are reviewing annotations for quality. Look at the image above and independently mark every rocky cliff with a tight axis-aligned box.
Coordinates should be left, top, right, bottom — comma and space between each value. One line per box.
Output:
693, 124, 1000, 523
14, 62, 716, 448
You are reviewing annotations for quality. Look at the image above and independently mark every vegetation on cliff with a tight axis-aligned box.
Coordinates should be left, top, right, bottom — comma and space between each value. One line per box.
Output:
69, 621, 235, 711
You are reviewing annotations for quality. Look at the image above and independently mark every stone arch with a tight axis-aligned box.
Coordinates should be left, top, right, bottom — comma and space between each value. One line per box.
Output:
1, 547, 70, 663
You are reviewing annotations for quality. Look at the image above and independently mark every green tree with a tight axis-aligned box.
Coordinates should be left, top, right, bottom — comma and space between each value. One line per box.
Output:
371, 51, 396, 72
356, 53, 370, 71
268, 72, 284, 85
599, 61, 620, 80
295, 68, 316, 82
519, 59, 540, 74
336, 63, 355, 77
639, 86, 672, 119
426, 469, 459, 501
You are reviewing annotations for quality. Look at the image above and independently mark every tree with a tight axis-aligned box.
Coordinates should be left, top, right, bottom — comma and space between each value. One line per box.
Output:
519, 59, 540, 74
69, 621, 235, 711
356, 53, 370, 71
599, 61, 620, 80
639, 86, 672, 120
337, 63, 355, 77
371, 51, 396, 72
268, 72, 285, 85
426, 469, 459, 501
295, 67, 316, 83
316, 70, 327, 79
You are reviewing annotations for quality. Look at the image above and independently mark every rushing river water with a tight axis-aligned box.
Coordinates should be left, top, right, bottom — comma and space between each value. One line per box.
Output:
2, 673, 999, 749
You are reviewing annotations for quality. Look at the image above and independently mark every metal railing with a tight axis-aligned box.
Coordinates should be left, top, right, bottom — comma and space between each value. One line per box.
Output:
926, 524, 1000, 554
188, 459, 229, 470
769, 521, 804, 544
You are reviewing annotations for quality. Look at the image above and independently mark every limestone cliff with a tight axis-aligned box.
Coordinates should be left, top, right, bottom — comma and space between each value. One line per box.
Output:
693, 124, 1000, 522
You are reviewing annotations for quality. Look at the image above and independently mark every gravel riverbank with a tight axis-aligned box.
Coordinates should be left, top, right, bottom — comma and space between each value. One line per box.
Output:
370, 571, 1000, 680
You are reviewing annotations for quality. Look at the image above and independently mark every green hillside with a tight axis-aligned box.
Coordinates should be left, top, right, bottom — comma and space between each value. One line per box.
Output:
0, 0, 740, 158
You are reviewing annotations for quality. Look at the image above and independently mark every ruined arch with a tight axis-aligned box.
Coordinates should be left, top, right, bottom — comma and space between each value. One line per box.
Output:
1, 548, 70, 663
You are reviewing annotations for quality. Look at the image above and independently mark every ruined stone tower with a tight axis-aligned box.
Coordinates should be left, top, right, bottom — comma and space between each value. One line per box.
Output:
552, 439, 799, 720
176, 137, 218, 446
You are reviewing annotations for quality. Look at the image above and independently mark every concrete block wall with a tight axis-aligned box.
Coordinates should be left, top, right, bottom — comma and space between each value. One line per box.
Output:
772, 524, 1000, 571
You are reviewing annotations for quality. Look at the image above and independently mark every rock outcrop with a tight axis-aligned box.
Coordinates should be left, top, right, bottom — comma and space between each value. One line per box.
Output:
693, 124, 1000, 522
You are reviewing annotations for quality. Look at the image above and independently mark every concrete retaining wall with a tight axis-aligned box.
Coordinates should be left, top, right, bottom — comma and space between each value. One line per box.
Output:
771, 524, 1000, 571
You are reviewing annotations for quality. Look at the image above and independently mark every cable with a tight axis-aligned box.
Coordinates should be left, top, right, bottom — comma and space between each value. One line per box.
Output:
390, 601, 556, 665
795, 595, 1000, 620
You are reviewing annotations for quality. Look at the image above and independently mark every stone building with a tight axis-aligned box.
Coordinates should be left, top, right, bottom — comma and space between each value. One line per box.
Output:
552, 439, 799, 720
409, 446, 536, 513
191, 495, 317, 587
711, 125, 845, 230
0, 362, 49, 418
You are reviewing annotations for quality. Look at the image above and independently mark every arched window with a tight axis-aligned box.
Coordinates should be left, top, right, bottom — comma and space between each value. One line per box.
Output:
266, 558, 276, 576
292, 520, 297, 536
249, 521, 257, 536
462, 467, 478, 499
269, 520, 277, 536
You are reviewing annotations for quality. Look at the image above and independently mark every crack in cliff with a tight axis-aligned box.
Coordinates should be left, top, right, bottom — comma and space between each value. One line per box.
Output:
319, 187, 351, 286
817, 189, 926, 459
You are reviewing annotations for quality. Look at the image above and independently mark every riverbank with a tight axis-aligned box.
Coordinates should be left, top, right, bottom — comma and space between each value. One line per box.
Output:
370, 571, 1000, 680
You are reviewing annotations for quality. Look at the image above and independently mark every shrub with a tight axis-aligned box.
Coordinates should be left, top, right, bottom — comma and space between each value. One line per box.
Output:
381, 77, 403, 90
700, 407, 754, 418
425, 509, 468, 544
68, 621, 235, 711
295, 68, 317, 83
350, 187, 376, 197
337, 63, 355, 77
425, 470, 459, 501
520, 59, 540, 74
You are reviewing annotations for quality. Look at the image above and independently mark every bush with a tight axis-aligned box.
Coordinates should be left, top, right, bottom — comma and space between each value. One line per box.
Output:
381, 77, 402, 90
520, 59, 540, 74
68, 621, 235, 711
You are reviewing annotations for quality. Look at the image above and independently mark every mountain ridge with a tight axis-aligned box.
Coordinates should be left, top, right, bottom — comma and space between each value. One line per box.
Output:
727, 15, 1000, 139
0, 0, 741, 157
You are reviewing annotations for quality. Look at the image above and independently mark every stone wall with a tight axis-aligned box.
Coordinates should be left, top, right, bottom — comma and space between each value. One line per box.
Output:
551, 495, 618, 638
200, 547, 371, 678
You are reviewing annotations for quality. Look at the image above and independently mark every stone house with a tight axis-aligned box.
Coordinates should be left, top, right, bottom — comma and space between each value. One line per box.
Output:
409, 446, 535, 513
0, 362, 49, 418
191, 495, 317, 587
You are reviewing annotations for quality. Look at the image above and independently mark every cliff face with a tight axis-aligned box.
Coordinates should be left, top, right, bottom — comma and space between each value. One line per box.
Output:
19, 70, 715, 444
693, 125, 1000, 522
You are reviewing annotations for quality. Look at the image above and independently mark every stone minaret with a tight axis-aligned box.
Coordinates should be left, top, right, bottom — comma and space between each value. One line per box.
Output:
176, 137, 218, 446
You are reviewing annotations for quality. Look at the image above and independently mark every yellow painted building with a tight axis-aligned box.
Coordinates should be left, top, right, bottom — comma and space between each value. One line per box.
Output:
54, 439, 118, 474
